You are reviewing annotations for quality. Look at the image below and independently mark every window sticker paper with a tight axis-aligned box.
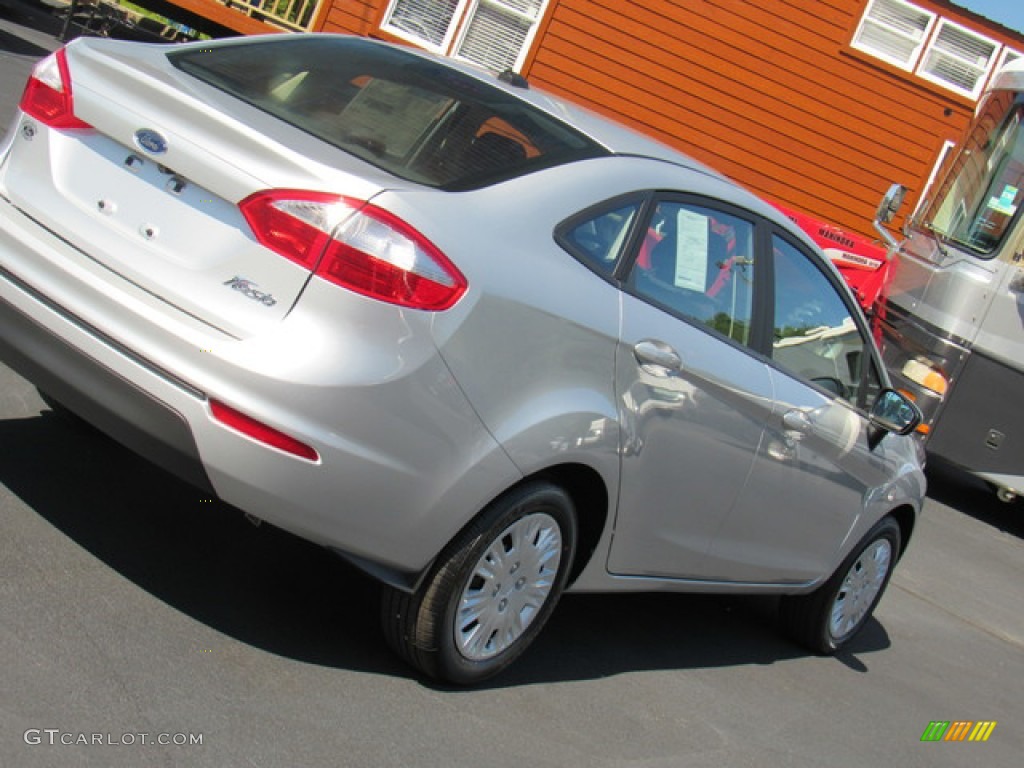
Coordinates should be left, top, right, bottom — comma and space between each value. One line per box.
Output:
675, 209, 709, 291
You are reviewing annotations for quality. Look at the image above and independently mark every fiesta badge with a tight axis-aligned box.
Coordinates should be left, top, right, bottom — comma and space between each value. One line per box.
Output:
134, 128, 168, 155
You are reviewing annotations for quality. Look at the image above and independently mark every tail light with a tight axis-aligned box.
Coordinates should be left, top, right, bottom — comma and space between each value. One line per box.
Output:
19, 48, 92, 130
240, 190, 466, 311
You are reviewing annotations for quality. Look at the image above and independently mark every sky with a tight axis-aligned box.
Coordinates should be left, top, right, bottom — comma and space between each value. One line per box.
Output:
957, 0, 1024, 35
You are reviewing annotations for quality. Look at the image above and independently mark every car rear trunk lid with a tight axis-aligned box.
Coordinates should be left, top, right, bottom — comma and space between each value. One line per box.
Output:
1, 38, 390, 338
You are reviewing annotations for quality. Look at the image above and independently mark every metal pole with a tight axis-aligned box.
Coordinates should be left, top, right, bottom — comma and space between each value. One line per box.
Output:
59, 0, 80, 42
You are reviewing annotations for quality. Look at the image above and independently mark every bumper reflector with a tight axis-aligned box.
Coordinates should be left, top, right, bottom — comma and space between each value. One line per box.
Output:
209, 400, 319, 462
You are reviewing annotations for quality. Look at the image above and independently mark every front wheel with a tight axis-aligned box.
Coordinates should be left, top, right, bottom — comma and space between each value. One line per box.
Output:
780, 516, 901, 654
381, 481, 576, 685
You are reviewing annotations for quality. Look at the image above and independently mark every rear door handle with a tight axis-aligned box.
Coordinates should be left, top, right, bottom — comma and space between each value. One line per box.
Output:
633, 340, 682, 373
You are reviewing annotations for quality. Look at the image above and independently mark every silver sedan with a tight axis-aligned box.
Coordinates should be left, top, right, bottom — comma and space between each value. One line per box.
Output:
0, 34, 924, 684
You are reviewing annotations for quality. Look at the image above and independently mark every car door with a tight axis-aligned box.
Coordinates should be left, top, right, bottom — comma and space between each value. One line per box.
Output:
605, 196, 775, 579
701, 232, 898, 584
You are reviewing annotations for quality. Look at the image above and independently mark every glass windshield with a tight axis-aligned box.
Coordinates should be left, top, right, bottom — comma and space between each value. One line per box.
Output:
169, 37, 606, 191
921, 91, 1024, 257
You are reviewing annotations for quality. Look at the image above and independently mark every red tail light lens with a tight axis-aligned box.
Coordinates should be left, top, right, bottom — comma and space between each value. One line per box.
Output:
316, 203, 467, 311
239, 190, 353, 269
239, 191, 466, 311
209, 400, 320, 462
19, 48, 92, 130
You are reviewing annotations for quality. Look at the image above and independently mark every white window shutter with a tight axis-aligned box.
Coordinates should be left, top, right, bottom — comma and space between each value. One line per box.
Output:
853, 0, 934, 69
918, 20, 998, 98
999, 48, 1021, 70
454, 0, 545, 73
384, 0, 461, 49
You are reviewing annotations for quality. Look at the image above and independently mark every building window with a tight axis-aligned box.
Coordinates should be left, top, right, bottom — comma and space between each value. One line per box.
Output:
999, 48, 1022, 70
384, 0, 458, 48
852, 0, 1008, 100
918, 19, 999, 99
382, 0, 548, 73
852, 0, 935, 71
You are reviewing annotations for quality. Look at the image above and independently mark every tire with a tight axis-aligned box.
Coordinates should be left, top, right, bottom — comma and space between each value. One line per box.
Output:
381, 481, 577, 685
780, 516, 901, 654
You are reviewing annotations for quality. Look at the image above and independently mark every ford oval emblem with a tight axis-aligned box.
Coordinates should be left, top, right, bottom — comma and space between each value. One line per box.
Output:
134, 128, 168, 155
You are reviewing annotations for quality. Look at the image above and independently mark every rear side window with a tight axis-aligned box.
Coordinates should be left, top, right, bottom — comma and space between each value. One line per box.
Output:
169, 37, 606, 190
558, 197, 644, 276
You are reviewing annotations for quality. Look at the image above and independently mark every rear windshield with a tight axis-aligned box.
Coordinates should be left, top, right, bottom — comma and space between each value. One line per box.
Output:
169, 36, 607, 190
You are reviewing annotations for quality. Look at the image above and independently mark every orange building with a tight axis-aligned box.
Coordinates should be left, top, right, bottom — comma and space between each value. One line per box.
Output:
152, 0, 1024, 240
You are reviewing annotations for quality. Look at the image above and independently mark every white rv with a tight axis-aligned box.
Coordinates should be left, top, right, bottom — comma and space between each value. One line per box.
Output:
875, 57, 1024, 503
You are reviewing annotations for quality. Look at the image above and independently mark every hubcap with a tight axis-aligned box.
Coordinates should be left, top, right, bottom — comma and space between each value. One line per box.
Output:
829, 538, 893, 642
455, 512, 563, 661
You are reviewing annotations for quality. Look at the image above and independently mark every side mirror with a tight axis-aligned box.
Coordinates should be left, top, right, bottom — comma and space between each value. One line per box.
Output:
874, 183, 908, 251
875, 183, 908, 225
869, 389, 922, 437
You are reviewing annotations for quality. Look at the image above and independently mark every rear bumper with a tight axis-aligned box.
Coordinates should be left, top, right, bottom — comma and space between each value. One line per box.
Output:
0, 193, 522, 581
0, 275, 215, 494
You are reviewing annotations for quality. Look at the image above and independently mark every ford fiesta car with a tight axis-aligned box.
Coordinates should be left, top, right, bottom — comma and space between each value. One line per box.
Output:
0, 34, 925, 684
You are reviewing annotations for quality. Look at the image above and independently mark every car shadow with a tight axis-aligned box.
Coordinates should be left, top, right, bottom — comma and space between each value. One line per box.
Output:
0, 0, 64, 48
469, 594, 890, 690
0, 25, 51, 55
0, 410, 892, 686
925, 457, 1024, 539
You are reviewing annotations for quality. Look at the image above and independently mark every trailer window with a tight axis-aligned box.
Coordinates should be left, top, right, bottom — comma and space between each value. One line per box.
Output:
923, 91, 1024, 256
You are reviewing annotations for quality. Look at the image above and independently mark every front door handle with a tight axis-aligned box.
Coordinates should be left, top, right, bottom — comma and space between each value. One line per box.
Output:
633, 340, 682, 373
1010, 269, 1024, 294
782, 409, 813, 436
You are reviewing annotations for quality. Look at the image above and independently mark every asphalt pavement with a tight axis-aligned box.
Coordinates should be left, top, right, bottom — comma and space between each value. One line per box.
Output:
0, 8, 1022, 767
0, 2, 61, 126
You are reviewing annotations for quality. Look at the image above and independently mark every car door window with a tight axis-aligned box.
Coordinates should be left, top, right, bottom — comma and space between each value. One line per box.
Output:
558, 198, 644, 276
626, 200, 755, 345
771, 235, 882, 406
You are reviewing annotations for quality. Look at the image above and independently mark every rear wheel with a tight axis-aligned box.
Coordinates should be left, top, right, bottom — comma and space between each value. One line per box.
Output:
381, 481, 576, 685
780, 516, 900, 654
